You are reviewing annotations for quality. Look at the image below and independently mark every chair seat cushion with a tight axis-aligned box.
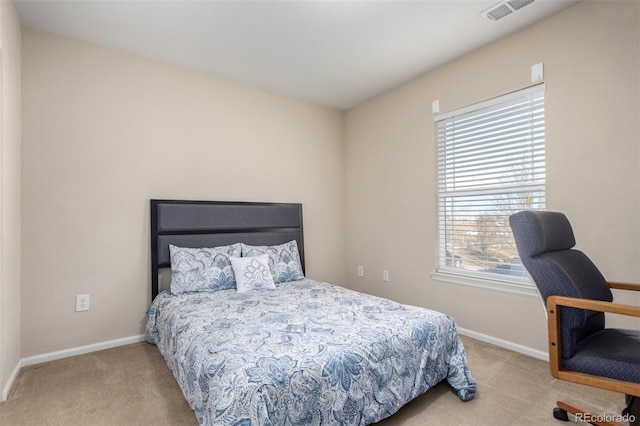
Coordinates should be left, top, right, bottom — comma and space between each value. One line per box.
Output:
562, 328, 640, 384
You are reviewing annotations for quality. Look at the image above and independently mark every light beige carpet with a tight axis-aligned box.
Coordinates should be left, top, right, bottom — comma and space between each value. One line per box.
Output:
0, 336, 625, 425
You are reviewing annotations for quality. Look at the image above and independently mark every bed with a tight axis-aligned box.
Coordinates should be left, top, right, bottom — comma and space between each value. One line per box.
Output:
145, 199, 476, 425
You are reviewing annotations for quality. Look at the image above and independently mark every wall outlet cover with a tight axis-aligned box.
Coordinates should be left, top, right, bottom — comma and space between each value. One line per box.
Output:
76, 294, 90, 312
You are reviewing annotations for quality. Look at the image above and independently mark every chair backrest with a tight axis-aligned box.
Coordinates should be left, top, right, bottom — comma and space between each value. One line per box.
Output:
509, 211, 613, 359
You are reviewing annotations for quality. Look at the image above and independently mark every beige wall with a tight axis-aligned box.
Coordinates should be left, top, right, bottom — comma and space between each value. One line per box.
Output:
21, 28, 345, 357
345, 0, 640, 354
0, 0, 22, 398
15, 0, 640, 362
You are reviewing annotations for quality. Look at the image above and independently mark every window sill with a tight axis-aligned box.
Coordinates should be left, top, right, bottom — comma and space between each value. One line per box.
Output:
431, 269, 540, 298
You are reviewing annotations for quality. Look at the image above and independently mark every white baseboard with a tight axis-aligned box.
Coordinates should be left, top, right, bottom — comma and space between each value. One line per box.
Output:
2, 359, 22, 401
21, 334, 146, 367
457, 326, 548, 361
3, 334, 146, 401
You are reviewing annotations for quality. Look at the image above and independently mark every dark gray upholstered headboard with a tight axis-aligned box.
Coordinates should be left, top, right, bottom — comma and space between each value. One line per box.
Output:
150, 199, 304, 299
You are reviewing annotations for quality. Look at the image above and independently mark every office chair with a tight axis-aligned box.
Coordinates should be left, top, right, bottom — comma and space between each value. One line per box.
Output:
509, 211, 640, 426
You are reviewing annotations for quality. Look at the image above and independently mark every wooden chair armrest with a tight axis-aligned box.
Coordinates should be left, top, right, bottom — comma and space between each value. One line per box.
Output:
547, 295, 640, 317
608, 281, 640, 292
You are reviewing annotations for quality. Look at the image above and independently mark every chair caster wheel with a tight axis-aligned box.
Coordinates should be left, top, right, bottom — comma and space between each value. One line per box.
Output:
553, 407, 569, 421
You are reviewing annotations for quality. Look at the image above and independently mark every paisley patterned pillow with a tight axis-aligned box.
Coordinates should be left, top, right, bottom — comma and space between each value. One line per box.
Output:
230, 254, 276, 293
169, 243, 241, 294
241, 240, 304, 284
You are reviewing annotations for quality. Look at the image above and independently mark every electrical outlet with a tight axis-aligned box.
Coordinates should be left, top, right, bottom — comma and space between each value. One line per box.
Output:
383, 270, 390, 282
76, 294, 90, 312
357, 265, 364, 277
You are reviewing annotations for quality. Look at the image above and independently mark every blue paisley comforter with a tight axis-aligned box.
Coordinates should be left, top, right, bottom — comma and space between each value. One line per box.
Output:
146, 279, 476, 425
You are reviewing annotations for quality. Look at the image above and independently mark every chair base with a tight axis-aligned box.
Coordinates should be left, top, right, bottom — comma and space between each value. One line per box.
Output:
553, 398, 639, 426
624, 395, 639, 426
554, 401, 616, 426
553, 406, 569, 421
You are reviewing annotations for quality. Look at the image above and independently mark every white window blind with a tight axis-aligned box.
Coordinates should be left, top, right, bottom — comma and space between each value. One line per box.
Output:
435, 84, 545, 285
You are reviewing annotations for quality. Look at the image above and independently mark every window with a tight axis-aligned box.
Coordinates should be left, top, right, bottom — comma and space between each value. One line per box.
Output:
435, 84, 545, 289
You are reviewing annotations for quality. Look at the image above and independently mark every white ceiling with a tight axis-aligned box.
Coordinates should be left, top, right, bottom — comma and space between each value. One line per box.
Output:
14, 0, 582, 109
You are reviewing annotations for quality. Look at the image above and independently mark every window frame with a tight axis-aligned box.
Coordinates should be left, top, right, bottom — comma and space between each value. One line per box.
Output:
431, 84, 545, 296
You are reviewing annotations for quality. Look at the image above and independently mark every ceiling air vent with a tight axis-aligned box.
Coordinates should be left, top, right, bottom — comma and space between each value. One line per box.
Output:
483, 0, 535, 21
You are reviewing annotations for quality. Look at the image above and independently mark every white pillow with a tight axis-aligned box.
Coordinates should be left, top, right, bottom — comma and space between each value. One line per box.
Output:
230, 254, 276, 293
241, 240, 304, 283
